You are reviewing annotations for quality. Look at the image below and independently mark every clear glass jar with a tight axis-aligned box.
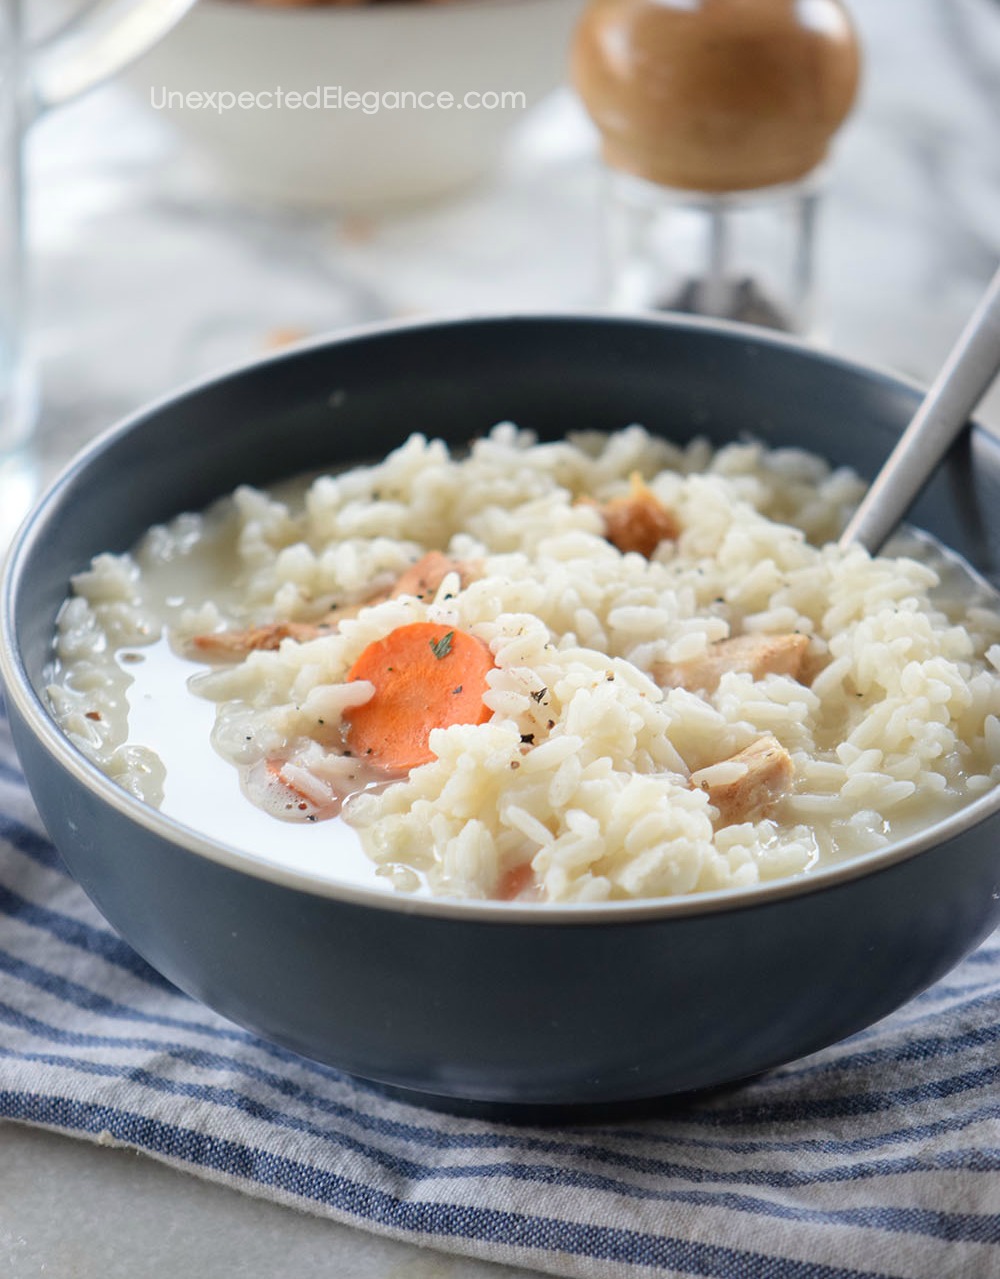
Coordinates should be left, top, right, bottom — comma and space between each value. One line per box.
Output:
0, 0, 197, 541
604, 168, 824, 336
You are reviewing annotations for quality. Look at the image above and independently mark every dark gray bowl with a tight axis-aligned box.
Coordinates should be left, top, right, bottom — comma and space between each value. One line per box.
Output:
4, 313, 1000, 1115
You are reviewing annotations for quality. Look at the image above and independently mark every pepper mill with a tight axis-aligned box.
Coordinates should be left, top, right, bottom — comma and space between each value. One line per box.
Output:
572, 0, 861, 334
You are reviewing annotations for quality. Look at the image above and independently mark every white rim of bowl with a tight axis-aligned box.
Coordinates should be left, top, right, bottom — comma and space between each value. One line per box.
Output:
5, 307, 1000, 923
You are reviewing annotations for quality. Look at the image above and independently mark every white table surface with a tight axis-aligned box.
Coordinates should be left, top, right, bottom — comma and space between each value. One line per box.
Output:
3, 0, 1000, 1275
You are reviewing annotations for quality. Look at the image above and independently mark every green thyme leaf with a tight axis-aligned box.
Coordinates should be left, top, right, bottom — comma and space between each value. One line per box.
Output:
429, 630, 455, 660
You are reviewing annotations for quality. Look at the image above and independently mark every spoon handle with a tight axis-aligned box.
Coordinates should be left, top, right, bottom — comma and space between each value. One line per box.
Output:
839, 263, 1000, 553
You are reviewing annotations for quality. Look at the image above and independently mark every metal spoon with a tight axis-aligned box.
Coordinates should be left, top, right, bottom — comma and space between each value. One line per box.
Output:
839, 263, 1000, 553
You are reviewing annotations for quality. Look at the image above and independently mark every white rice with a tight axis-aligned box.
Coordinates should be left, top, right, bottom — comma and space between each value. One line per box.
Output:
48, 424, 1000, 902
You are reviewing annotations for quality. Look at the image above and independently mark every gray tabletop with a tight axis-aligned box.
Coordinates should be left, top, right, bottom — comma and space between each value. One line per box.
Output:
3, 0, 1000, 1275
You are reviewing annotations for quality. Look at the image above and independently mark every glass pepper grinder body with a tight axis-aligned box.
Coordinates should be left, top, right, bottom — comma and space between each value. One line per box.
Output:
572, 0, 861, 336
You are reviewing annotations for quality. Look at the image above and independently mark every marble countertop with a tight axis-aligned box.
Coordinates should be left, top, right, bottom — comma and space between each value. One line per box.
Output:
3, 0, 1000, 1275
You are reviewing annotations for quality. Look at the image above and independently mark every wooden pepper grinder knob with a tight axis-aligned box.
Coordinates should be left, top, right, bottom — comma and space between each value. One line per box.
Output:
571, 0, 862, 331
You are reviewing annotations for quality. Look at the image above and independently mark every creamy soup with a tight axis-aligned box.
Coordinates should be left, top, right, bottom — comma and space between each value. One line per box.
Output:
47, 426, 1000, 903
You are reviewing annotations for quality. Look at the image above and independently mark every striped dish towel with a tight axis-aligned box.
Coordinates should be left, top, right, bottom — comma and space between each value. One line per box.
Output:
1, 704, 998, 1279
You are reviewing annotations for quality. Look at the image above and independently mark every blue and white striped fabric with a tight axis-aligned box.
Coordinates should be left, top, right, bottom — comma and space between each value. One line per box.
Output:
1, 703, 998, 1279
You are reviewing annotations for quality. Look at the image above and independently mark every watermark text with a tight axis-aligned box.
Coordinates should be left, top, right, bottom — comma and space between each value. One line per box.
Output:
150, 85, 527, 115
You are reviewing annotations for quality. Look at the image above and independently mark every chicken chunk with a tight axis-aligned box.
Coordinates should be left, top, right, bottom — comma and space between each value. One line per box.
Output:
192, 551, 475, 660
387, 550, 471, 602
190, 619, 330, 657
584, 472, 680, 558
690, 735, 794, 826
654, 632, 809, 694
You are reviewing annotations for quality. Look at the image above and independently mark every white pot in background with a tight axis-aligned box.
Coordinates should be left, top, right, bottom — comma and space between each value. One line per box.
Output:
126, 0, 584, 210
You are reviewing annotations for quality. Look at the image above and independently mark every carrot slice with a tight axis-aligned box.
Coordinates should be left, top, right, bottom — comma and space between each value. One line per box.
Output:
344, 622, 494, 771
